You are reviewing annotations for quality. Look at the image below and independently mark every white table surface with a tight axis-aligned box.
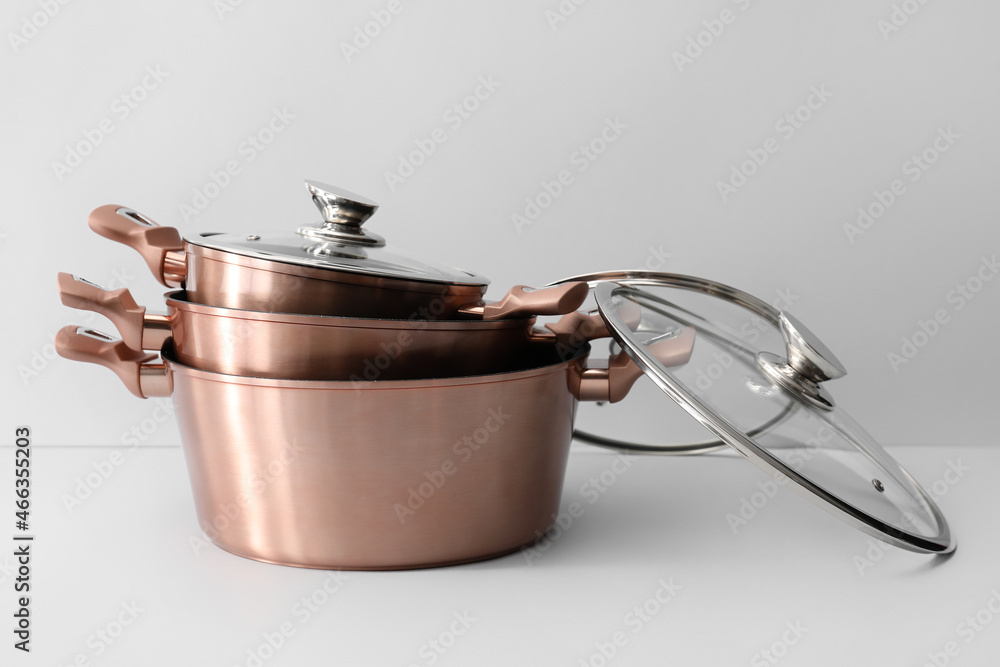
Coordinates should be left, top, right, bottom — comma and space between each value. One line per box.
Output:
6, 443, 997, 667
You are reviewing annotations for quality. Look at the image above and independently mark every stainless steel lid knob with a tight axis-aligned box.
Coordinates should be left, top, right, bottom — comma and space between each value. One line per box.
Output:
756, 311, 846, 411
779, 312, 847, 383
299, 180, 385, 247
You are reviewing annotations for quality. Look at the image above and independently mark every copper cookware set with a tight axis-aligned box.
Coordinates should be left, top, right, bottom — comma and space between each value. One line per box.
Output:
56, 180, 691, 569
57, 180, 956, 567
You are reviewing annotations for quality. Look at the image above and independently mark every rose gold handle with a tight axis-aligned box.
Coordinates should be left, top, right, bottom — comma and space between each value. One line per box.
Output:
88, 205, 186, 288
546, 298, 643, 343
460, 282, 590, 320
55, 325, 171, 398
57, 273, 171, 351
573, 327, 696, 403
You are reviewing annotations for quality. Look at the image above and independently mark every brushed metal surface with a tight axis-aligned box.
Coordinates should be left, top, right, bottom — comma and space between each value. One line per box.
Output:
169, 347, 585, 569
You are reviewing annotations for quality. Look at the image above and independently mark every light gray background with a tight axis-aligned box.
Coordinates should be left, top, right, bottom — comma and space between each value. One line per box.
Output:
2, 2, 1000, 666
3, 0, 998, 447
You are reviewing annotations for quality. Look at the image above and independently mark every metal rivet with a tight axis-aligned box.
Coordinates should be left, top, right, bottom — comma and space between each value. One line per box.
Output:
872, 479, 885, 493
246, 234, 261, 241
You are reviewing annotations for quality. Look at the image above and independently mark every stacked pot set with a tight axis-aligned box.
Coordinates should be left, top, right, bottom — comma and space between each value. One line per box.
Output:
57, 180, 954, 570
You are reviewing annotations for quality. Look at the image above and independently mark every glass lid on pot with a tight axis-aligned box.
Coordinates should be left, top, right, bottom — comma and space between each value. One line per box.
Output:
188, 180, 489, 287
590, 275, 953, 554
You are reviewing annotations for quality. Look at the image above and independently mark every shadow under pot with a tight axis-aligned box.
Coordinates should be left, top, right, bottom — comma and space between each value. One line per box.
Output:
57, 273, 592, 381
54, 326, 695, 570
87, 180, 492, 318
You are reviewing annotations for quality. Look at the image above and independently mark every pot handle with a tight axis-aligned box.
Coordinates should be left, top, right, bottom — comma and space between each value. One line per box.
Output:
57, 273, 170, 351
546, 297, 642, 343
55, 325, 171, 398
472, 282, 590, 320
88, 205, 186, 288
572, 327, 696, 403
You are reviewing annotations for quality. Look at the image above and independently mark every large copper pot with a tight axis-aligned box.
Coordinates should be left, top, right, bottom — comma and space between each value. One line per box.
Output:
55, 326, 694, 570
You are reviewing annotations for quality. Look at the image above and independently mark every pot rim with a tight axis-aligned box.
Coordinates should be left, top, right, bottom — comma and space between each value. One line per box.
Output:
164, 291, 532, 330
161, 341, 589, 389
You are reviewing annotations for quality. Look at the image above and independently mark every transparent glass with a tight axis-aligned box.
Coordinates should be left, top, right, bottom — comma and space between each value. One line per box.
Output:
601, 284, 944, 542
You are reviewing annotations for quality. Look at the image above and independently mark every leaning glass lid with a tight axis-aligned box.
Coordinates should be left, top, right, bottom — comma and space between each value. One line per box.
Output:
586, 272, 953, 554
189, 180, 489, 287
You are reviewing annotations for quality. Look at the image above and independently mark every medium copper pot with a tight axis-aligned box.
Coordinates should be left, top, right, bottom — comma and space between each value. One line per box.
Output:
55, 326, 694, 570
58, 273, 589, 381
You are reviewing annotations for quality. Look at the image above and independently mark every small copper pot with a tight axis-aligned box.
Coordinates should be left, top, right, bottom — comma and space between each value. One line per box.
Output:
58, 273, 589, 381
86, 181, 493, 318
55, 326, 694, 570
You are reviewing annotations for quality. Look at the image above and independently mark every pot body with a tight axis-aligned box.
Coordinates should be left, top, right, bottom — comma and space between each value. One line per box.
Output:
165, 292, 540, 381
168, 344, 585, 569
184, 245, 488, 318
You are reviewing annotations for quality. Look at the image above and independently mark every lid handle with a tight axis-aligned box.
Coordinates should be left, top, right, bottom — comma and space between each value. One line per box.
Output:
756, 311, 847, 411
299, 180, 385, 247
779, 312, 846, 383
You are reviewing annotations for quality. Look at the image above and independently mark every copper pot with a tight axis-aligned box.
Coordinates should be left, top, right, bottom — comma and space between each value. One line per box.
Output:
58, 273, 589, 380
87, 181, 493, 318
55, 326, 694, 570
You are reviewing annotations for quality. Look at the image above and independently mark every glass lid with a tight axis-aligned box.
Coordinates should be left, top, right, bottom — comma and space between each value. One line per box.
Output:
188, 180, 489, 287
592, 276, 953, 554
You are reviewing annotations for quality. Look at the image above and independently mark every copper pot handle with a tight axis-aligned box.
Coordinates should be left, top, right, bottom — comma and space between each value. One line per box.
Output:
460, 282, 590, 320
88, 205, 186, 288
572, 327, 696, 403
57, 273, 170, 351
546, 297, 642, 342
55, 325, 171, 398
